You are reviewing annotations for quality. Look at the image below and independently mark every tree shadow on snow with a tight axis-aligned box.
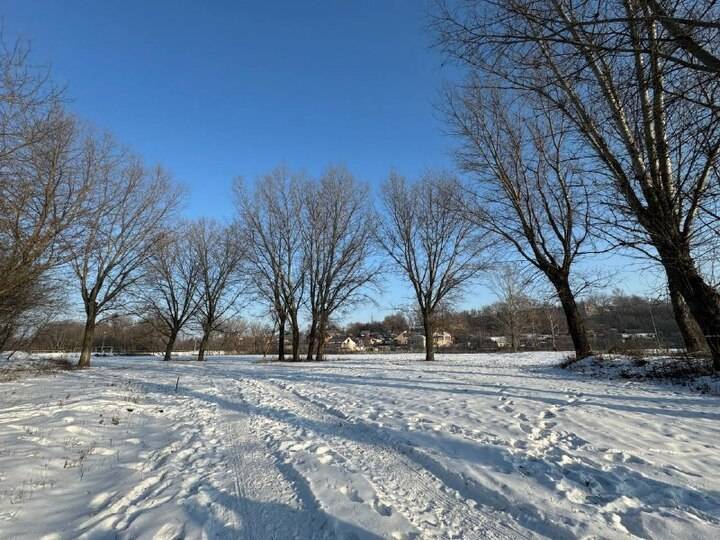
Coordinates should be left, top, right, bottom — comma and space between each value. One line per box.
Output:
120, 375, 720, 540
244, 368, 720, 422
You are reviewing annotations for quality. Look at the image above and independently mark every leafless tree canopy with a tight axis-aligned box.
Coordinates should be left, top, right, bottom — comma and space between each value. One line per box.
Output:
434, 0, 720, 367
378, 171, 486, 361
303, 166, 381, 361
139, 225, 201, 361
236, 167, 306, 361
70, 137, 181, 367
190, 219, 246, 362
0, 40, 88, 348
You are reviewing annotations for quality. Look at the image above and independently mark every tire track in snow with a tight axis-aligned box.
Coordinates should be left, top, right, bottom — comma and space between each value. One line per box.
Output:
231, 373, 526, 540
208, 379, 334, 540
261, 376, 541, 538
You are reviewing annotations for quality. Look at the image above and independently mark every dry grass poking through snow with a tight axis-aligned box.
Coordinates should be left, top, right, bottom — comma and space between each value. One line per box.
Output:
0, 354, 76, 382
564, 354, 720, 395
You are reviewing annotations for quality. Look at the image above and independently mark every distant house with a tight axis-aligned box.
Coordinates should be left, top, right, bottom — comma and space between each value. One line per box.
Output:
489, 336, 509, 347
326, 336, 361, 352
357, 332, 392, 351
520, 333, 555, 345
393, 331, 410, 346
433, 331, 453, 348
395, 330, 452, 349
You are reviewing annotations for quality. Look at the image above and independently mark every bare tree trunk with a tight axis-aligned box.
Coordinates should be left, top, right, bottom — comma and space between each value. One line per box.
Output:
305, 315, 318, 361
78, 305, 97, 368
315, 314, 328, 362
315, 339, 327, 362
546, 309, 558, 351
290, 311, 301, 362
197, 329, 210, 362
667, 274, 706, 354
422, 312, 435, 361
553, 278, 592, 359
277, 315, 286, 361
163, 328, 179, 362
0, 323, 14, 352
660, 250, 720, 370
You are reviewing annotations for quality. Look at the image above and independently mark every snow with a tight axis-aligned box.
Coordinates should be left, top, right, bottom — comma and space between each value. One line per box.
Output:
566, 354, 720, 396
0, 352, 719, 539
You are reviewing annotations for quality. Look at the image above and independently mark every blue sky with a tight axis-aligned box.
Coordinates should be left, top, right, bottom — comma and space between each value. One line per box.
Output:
3, 0, 653, 323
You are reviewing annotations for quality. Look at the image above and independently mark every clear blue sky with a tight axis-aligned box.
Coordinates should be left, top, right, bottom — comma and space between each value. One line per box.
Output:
4, 1, 457, 217
3, 0, 652, 323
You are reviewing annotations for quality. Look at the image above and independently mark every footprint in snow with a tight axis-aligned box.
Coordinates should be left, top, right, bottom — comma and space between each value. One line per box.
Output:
364, 409, 379, 420
371, 496, 393, 516
604, 450, 645, 464
518, 423, 534, 434
315, 445, 334, 464
339, 485, 364, 503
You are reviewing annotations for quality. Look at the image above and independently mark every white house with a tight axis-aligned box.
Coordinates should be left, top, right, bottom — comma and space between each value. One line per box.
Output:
433, 331, 453, 348
327, 336, 361, 352
489, 336, 508, 347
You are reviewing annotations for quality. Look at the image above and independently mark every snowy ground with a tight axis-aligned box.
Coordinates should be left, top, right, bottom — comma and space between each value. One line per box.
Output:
1, 353, 719, 539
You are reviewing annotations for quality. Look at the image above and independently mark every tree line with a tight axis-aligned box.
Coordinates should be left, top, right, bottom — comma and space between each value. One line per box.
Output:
27, 289, 685, 354
345, 290, 689, 353
3, 0, 720, 370
433, 0, 720, 369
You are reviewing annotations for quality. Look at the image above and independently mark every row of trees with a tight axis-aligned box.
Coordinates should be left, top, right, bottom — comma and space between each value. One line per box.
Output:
430, 0, 720, 369
237, 167, 380, 362
0, 120, 183, 365
28, 316, 278, 356
0, 42, 473, 368
5, 0, 720, 371
241, 0, 720, 366
0, 45, 389, 366
344, 288, 689, 353
0, 40, 244, 366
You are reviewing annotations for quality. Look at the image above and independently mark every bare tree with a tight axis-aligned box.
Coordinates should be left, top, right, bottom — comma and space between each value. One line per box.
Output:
490, 265, 536, 352
139, 227, 201, 361
378, 172, 486, 361
70, 137, 181, 367
448, 91, 594, 358
302, 166, 380, 361
434, 0, 720, 369
639, 0, 720, 74
35, 319, 83, 352
544, 303, 561, 351
0, 40, 88, 348
216, 318, 249, 354
667, 279, 706, 352
247, 320, 276, 357
190, 219, 245, 362
236, 167, 306, 361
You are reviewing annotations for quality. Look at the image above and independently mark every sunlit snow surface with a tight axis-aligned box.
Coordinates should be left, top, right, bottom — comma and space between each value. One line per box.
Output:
1, 353, 718, 539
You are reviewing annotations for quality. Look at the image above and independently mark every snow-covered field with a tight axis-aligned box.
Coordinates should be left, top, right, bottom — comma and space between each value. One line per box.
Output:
1, 353, 719, 539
